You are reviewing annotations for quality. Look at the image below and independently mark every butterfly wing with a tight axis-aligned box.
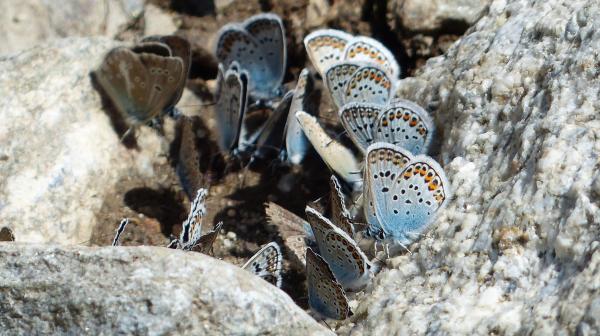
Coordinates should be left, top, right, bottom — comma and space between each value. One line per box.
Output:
329, 175, 355, 237
265, 202, 313, 239
304, 29, 353, 76
0, 227, 15, 242
378, 154, 450, 245
242, 242, 283, 288
285, 234, 308, 268
305, 207, 370, 290
374, 99, 434, 155
343, 64, 393, 106
176, 117, 203, 199
214, 24, 276, 99
363, 143, 412, 238
142, 35, 191, 110
343, 36, 400, 78
190, 222, 222, 255
284, 68, 314, 165
295, 111, 362, 189
339, 102, 383, 153
243, 13, 286, 97
251, 90, 295, 159
323, 62, 361, 109
111, 219, 130, 246
180, 188, 208, 248
306, 248, 350, 320
96, 47, 183, 125
215, 63, 249, 154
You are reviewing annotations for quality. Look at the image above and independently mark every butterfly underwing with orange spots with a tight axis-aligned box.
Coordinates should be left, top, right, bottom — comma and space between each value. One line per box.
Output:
339, 99, 434, 155
363, 142, 450, 247
324, 62, 393, 110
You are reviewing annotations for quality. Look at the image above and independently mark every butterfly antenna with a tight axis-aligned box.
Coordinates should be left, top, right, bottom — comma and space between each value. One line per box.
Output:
325, 130, 348, 148
119, 127, 134, 143
395, 242, 412, 256
112, 218, 130, 246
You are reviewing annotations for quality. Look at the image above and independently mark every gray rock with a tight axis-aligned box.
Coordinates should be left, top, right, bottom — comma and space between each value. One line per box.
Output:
0, 37, 172, 245
392, 0, 490, 33
343, 0, 600, 334
0, 0, 144, 56
0, 243, 331, 335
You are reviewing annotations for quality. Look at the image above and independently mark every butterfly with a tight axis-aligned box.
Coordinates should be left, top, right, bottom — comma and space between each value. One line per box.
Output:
305, 206, 371, 291
339, 99, 434, 155
304, 29, 400, 79
112, 218, 130, 246
95, 37, 187, 130
167, 188, 221, 255
282, 68, 316, 165
214, 62, 249, 156
243, 66, 319, 164
0, 227, 15, 242
295, 111, 362, 190
303, 29, 354, 77
176, 116, 204, 199
363, 142, 450, 247
242, 242, 283, 288
214, 13, 286, 100
306, 248, 351, 320
324, 61, 393, 110
265, 202, 314, 268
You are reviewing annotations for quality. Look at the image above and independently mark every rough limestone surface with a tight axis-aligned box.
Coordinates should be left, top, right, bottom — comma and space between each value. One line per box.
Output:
0, 244, 331, 335
392, 0, 491, 33
0, 0, 144, 56
0, 37, 172, 245
344, 0, 600, 335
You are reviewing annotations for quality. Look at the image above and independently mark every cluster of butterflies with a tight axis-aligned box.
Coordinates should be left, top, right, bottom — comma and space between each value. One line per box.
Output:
112, 188, 283, 288
97, 13, 451, 322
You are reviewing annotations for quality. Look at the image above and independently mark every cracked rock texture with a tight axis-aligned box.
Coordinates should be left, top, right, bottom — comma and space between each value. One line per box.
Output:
0, 37, 173, 245
343, 0, 600, 334
0, 244, 330, 335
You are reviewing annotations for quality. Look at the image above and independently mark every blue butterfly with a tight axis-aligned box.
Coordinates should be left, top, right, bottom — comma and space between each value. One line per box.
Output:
324, 61, 394, 109
304, 29, 400, 79
339, 99, 434, 155
242, 242, 283, 288
214, 13, 286, 100
214, 62, 249, 156
306, 248, 351, 320
305, 206, 371, 291
363, 142, 450, 247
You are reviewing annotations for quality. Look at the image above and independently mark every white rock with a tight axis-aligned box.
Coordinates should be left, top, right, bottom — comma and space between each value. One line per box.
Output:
144, 4, 178, 37
0, 0, 144, 56
0, 244, 331, 335
348, 0, 600, 334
